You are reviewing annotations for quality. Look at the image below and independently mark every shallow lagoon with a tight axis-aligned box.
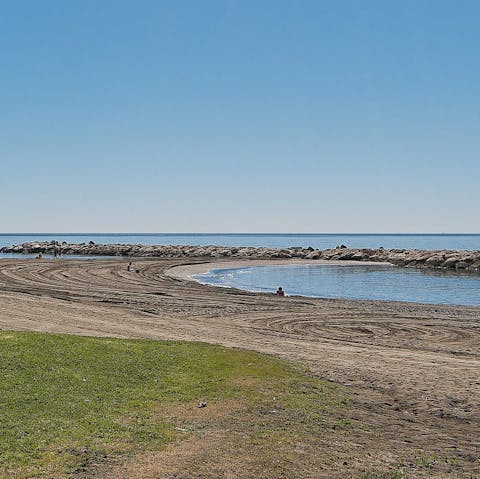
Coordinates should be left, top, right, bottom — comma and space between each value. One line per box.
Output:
195, 263, 480, 307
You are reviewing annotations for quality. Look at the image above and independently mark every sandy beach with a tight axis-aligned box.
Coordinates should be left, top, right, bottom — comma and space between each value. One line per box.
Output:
1, 256, 479, 477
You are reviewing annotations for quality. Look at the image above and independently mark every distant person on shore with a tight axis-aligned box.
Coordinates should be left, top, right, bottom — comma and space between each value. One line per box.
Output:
276, 287, 285, 297
127, 262, 132, 272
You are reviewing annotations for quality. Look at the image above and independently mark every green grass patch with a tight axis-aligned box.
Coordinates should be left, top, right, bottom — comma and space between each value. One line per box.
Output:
0, 331, 344, 478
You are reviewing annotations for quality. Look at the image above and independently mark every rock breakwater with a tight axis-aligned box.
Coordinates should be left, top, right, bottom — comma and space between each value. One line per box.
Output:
2, 241, 480, 272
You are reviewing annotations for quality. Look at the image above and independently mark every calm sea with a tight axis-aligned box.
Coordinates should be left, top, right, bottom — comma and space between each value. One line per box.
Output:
1, 233, 480, 250
195, 264, 480, 307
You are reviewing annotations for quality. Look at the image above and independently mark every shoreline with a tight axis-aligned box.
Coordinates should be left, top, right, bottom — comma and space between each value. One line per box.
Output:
166, 258, 392, 282
167, 259, 480, 308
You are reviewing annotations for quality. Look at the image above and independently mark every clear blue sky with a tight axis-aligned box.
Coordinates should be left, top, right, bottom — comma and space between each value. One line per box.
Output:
1, 0, 479, 233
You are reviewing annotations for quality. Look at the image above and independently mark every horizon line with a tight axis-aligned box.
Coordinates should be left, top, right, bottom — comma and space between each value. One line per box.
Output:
1, 232, 480, 236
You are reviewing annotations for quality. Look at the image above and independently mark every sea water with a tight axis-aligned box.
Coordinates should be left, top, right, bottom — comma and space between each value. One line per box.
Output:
1, 233, 480, 250
195, 263, 480, 307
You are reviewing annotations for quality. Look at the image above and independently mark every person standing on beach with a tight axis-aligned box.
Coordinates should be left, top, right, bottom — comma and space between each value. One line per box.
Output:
276, 287, 285, 297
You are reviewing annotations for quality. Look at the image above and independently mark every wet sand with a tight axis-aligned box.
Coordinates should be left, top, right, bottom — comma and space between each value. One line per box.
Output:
0, 257, 479, 477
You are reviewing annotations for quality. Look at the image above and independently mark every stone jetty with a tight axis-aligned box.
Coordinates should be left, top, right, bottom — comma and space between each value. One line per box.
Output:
1, 241, 480, 272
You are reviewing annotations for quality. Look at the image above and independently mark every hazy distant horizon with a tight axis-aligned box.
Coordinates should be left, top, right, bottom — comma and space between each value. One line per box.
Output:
2, 232, 480, 252
2, 232, 480, 236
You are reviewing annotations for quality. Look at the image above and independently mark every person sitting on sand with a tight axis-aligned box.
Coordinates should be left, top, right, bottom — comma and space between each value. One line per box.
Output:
276, 287, 285, 297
